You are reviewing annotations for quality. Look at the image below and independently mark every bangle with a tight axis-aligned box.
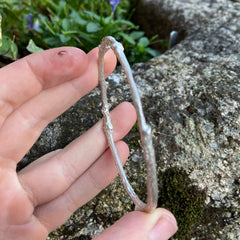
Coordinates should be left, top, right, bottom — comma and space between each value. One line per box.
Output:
98, 36, 158, 212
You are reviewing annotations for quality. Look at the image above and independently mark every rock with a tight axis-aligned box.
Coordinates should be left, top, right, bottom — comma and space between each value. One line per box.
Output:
20, 0, 240, 239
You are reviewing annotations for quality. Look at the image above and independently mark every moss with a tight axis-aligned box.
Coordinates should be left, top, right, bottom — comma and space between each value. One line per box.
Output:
158, 167, 206, 239
157, 167, 232, 239
128, 122, 140, 148
130, 122, 138, 132
124, 121, 141, 149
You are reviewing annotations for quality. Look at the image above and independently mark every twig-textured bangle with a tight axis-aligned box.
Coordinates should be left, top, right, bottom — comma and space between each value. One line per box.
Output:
98, 36, 158, 213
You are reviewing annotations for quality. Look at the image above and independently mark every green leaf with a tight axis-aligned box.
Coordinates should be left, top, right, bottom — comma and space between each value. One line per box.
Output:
103, 15, 113, 25
138, 37, 150, 47
86, 22, 102, 33
75, 17, 87, 26
71, 10, 87, 26
44, 37, 60, 46
114, 19, 135, 27
130, 31, 145, 40
0, 35, 18, 60
0, 14, 2, 47
119, 32, 135, 45
26, 39, 43, 53
145, 48, 160, 57
77, 31, 95, 43
62, 30, 78, 35
61, 18, 70, 31
10, 38, 18, 60
59, 34, 71, 43
83, 11, 101, 21
149, 34, 159, 42
40, 16, 56, 36
137, 44, 145, 53
0, 36, 12, 54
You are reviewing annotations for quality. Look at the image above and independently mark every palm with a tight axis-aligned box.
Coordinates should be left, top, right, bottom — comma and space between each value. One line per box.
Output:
0, 170, 47, 239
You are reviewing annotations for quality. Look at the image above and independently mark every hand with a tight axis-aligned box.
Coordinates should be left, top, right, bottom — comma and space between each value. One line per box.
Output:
0, 47, 177, 240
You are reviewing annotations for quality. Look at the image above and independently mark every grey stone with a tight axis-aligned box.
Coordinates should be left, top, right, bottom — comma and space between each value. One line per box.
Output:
21, 0, 240, 239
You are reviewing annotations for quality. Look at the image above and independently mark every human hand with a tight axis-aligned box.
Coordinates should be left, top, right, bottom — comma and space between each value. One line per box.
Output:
0, 47, 177, 240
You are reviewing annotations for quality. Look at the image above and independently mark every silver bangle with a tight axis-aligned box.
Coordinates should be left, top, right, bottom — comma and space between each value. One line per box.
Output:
98, 36, 158, 213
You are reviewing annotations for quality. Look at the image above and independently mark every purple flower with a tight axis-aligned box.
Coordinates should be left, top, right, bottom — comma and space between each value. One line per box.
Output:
27, 13, 34, 28
27, 13, 41, 30
109, 0, 119, 12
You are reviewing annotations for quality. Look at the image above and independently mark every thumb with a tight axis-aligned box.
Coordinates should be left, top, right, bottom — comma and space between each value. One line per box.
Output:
94, 208, 178, 240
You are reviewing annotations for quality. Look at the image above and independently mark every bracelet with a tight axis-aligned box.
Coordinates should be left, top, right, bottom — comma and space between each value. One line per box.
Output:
98, 36, 158, 213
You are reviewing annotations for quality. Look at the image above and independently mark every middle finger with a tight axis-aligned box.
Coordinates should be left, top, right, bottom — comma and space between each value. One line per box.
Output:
18, 102, 136, 206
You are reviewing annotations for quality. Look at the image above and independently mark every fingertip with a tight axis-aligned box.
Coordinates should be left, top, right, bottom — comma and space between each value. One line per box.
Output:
24, 47, 89, 89
104, 48, 117, 77
121, 101, 137, 121
87, 47, 117, 77
94, 208, 177, 240
149, 208, 178, 240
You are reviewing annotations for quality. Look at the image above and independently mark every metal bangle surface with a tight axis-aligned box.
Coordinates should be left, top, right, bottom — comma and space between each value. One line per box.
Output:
98, 36, 158, 213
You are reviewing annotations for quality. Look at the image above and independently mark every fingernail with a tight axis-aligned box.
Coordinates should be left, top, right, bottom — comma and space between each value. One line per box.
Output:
149, 211, 178, 240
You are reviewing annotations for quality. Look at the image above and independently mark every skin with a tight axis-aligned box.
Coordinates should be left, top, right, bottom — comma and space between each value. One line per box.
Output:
0, 47, 178, 240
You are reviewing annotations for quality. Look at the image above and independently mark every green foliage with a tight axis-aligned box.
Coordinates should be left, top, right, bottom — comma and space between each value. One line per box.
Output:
0, 35, 18, 60
0, 10, 18, 60
0, 14, 2, 47
26, 39, 43, 53
0, 0, 160, 64
0, 1, 28, 60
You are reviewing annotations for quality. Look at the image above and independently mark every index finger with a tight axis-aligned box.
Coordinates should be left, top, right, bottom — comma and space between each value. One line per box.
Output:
0, 47, 88, 127
0, 47, 117, 164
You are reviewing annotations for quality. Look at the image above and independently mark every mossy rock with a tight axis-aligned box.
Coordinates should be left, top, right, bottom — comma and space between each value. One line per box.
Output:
158, 167, 206, 238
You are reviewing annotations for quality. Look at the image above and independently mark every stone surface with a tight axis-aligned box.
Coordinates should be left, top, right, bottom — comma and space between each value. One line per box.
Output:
19, 0, 240, 239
